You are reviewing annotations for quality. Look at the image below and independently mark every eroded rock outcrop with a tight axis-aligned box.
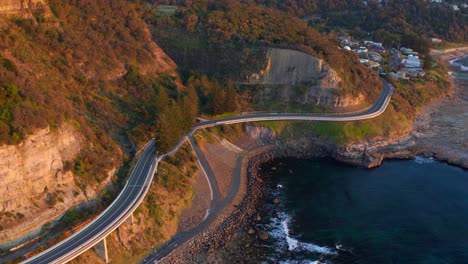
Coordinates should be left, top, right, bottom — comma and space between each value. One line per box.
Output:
0, 0, 50, 16
247, 125, 421, 169
0, 124, 86, 246
248, 48, 364, 108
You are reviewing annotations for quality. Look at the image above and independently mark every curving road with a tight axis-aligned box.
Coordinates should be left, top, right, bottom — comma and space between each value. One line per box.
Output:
143, 138, 256, 263
144, 81, 394, 263
22, 140, 158, 264
23, 80, 393, 264
194, 81, 394, 129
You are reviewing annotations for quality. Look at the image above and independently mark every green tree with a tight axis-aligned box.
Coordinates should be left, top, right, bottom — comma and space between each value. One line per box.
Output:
155, 99, 186, 152
180, 86, 199, 130
402, 32, 430, 55
423, 55, 434, 70
210, 86, 225, 115
224, 81, 238, 112
155, 86, 170, 114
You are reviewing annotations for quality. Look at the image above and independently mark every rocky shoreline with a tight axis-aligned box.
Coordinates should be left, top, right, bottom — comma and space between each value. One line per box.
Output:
156, 135, 428, 262
154, 49, 467, 262
269, 48, 468, 169
156, 131, 460, 263
158, 147, 274, 263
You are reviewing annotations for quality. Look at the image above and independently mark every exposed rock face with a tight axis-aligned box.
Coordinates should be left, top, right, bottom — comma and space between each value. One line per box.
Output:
0, 0, 177, 249
245, 126, 274, 142
250, 48, 336, 86
249, 126, 420, 168
0, 124, 87, 246
332, 134, 419, 168
254, 84, 364, 108
249, 48, 364, 108
0, 0, 50, 16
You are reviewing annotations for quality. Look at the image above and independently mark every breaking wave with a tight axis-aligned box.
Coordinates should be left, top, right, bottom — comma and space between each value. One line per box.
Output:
268, 211, 337, 256
279, 261, 322, 264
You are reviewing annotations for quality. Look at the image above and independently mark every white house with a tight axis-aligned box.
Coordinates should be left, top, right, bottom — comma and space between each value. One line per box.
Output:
401, 55, 421, 68
357, 46, 368, 53
364, 41, 383, 47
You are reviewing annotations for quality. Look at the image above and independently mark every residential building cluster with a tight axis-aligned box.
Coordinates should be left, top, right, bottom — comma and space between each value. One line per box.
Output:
339, 36, 386, 72
390, 47, 425, 80
338, 35, 428, 81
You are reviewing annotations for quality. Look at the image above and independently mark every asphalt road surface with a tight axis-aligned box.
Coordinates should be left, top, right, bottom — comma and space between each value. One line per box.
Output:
23, 80, 393, 264
23, 140, 158, 264
143, 81, 394, 263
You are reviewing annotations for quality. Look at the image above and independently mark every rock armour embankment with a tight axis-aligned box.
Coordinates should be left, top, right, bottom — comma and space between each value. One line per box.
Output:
159, 148, 273, 263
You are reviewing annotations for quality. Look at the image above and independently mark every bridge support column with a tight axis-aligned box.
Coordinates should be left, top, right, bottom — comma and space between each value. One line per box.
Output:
94, 237, 109, 263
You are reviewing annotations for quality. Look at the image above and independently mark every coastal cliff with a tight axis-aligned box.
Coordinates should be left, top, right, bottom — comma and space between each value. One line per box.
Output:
246, 122, 460, 168
0, 0, 180, 249
0, 124, 87, 246
269, 132, 419, 168
0, 0, 50, 16
0, 123, 122, 249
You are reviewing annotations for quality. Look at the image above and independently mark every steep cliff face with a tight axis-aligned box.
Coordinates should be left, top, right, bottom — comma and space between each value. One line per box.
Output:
250, 48, 339, 86
0, 0, 50, 16
0, 0, 183, 247
249, 48, 365, 108
0, 124, 87, 245
246, 125, 419, 169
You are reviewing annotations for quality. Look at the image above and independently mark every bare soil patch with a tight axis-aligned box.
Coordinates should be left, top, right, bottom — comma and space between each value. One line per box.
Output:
177, 169, 210, 233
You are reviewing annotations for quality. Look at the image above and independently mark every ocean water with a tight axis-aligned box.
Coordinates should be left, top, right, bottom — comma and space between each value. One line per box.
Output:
450, 56, 468, 71
259, 157, 468, 264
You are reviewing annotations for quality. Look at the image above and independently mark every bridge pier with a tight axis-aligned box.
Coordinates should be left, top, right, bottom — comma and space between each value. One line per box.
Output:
94, 237, 109, 263
129, 213, 135, 224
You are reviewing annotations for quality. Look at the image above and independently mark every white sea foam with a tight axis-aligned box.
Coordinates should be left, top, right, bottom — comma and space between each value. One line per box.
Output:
268, 212, 337, 256
414, 156, 434, 164
280, 260, 322, 264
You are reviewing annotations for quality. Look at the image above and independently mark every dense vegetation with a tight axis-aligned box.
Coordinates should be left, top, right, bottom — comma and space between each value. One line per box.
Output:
0, 0, 455, 182
0, 1, 456, 261
151, 0, 452, 144
0, 0, 184, 185
258, 62, 451, 144
151, 0, 382, 101
22, 143, 197, 263
257, 0, 467, 44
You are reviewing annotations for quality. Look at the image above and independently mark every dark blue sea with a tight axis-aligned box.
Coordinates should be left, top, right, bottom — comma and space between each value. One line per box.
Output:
258, 157, 468, 264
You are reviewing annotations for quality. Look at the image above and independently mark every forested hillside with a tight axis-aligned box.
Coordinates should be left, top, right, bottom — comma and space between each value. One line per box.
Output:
1, 0, 455, 152
0, 0, 456, 173
0, 0, 202, 247
0, 0, 456, 255
152, 0, 382, 100
0, 0, 194, 185
151, 0, 452, 143
256, 0, 467, 43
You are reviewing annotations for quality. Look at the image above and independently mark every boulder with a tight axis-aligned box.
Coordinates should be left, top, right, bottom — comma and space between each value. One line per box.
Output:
258, 230, 269, 241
